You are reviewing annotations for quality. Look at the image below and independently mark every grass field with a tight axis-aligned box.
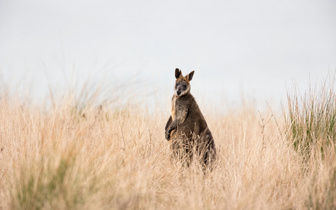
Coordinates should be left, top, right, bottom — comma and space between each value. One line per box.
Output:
1, 76, 336, 209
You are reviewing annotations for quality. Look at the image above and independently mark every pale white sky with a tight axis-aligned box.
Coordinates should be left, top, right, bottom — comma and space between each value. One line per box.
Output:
0, 0, 335, 108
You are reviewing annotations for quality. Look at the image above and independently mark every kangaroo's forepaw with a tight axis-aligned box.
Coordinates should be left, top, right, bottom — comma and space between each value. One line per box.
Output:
165, 130, 171, 141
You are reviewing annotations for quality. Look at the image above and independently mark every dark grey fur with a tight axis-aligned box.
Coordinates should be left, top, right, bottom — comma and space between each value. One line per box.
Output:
165, 68, 216, 170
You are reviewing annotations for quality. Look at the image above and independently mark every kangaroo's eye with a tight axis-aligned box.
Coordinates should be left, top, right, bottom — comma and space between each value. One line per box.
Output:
183, 85, 187, 89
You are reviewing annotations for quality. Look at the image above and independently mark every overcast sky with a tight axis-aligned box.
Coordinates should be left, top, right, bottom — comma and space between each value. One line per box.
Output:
0, 0, 335, 108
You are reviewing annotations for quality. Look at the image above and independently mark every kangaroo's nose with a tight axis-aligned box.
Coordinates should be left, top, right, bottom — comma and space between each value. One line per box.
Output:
177, 90, 181, 95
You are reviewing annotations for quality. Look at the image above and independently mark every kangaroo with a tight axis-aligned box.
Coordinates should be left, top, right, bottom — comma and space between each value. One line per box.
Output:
165, 68, 216, 170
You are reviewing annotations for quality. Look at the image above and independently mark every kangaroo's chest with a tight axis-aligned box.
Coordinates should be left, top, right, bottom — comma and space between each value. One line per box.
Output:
172, 96, 177, 120
172, 97, 186, 121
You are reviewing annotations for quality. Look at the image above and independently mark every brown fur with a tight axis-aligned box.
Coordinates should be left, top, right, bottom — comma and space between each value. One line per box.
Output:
165, 68, 216, 170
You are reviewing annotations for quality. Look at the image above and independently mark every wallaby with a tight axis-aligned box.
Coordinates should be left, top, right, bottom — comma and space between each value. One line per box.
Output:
165, 68, 216, 170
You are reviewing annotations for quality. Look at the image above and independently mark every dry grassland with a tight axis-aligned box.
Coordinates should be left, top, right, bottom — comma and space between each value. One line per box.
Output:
0, 79, 336, 209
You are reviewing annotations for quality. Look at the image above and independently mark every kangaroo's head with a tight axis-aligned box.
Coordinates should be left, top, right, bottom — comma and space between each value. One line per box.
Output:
174, 68, 194, 97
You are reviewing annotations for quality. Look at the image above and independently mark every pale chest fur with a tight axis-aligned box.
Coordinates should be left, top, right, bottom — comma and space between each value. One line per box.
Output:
171, 96, 188, 123
171, 96, 177, 120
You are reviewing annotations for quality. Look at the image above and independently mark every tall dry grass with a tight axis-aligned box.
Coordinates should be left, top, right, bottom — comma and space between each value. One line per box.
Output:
0, 76, 336, 209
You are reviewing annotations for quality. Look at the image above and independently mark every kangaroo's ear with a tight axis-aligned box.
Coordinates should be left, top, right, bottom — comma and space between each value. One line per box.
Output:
175, 68, 182, 79
186, 71, 195, 81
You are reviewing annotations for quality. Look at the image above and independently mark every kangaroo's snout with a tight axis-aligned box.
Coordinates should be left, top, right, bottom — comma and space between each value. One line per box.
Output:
177, 90, 182, 96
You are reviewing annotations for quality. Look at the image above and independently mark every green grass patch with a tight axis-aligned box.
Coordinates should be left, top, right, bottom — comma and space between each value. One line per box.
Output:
286, 74, 336, 158
12, 156, 90, 210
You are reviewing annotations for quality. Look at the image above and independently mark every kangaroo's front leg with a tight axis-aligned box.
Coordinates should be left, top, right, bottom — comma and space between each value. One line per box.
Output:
165, 108, 188, 140
165, 116, 172, 140
165, 116, 172, 131
165, 120, 177, 140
